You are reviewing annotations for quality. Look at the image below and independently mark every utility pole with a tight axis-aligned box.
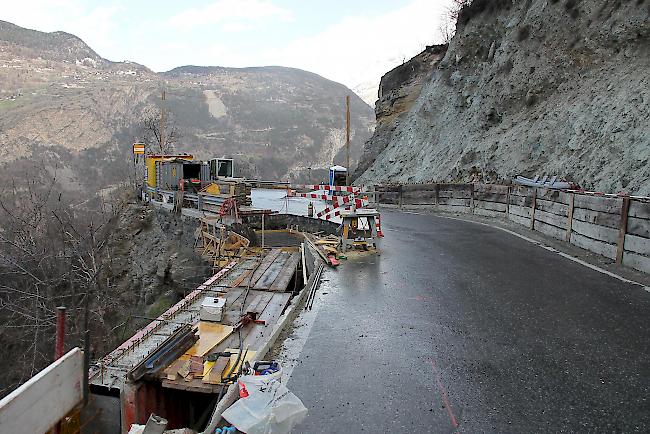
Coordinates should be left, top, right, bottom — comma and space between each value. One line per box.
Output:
160, 87, 166, 153
345, 94, 350, 185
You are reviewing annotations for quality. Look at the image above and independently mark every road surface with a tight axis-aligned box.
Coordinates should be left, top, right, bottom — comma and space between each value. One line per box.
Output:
286, 210, 650, 432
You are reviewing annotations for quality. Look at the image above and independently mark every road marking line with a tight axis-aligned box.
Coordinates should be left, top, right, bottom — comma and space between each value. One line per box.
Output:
432, 214, 650, 292
428, 359, 459, 429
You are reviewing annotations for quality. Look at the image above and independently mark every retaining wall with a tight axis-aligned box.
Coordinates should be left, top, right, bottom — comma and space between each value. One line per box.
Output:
372, 184, 650, 275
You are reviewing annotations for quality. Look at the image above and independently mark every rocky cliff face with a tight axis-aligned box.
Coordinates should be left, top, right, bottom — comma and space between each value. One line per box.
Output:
354, 45, 447, 178
0, 21, 374, 194
356, 0, 650, 195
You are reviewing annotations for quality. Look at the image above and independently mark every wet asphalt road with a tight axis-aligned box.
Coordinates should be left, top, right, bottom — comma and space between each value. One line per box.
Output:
287, 210, 650, 433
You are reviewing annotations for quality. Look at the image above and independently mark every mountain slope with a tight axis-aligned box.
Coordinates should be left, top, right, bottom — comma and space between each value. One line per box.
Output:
356, 0, 650, 195
0, 21, 374, 194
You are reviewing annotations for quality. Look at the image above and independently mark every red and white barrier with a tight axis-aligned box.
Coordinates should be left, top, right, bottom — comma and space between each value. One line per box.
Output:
316, 196, 368, 219
323, 206, 352, 220
375, 213, 384, 237
293, 192, 337, 201
291, 184, 363, 193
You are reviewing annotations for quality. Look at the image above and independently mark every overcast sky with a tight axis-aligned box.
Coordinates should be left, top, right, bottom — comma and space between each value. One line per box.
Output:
3, 0, 452, 99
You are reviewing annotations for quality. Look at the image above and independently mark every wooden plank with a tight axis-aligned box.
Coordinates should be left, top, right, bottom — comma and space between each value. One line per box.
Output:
245, 292, 274, 316
623, 233, 650, 256
572, 208, 620, 229
474, 200, 507, 212
475, 192, 509, 204
377, 192, 398, 204
534, 198, 569, 217
230, 268, 253, 288
628, 200, 650, 219
573, 195, 622, 214
402, 198, 433, 206
438, 189, 472, 199
509, 204, 532, 218
622, 251, 650, 274
565, 193, 575, 242
536, 189, 569, 204
203, 357, 230, 384
627, 216, 650, 239
509, 195, 534, 207
534, 209, 566, 230
241, 293, 291, 351
0, 348, 83, 434
509, 185, 534, 197
436, 204, 471, 214
437, 198, 471, 207
571, 219, 619, 244
401, 183, 438, 192
270, 253, 301, 292
570, 232, 616, 259
165, 359, 186, 381
184, 323, 234, 357
508, 212, 530, 227
474, 208, 504, 218
474, 184, 509, 194
535, 220, 565, 240
247, 249, 282, 287
253, 252, 289, 290
616, 197, 631, 264
402, 191, 437, 201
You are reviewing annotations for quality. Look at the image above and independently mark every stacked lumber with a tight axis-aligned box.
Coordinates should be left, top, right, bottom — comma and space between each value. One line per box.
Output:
196, 218, 250, 269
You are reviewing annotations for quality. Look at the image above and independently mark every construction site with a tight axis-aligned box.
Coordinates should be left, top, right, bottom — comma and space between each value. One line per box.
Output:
4, 141, 650, 433
0, 149, 389, 433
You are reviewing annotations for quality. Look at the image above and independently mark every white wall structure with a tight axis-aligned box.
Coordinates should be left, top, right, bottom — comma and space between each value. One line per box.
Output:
0, 348, 84, 434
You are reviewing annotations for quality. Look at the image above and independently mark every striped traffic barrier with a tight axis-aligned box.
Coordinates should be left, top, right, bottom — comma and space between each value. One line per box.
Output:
316, 197, 367, 219
291, 184, 363, 193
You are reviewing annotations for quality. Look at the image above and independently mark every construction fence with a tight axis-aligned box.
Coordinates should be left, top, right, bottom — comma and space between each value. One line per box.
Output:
371, 183, 650, 275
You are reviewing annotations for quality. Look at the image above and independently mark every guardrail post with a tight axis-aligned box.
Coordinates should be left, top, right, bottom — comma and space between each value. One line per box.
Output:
506, 185, 511, 219
565, 192, 575, 242
616, 196, 631, 264
434, 184, 439, 207
470, 184, 475, 214
398, 185, 403, 210
530, 188, 537, 230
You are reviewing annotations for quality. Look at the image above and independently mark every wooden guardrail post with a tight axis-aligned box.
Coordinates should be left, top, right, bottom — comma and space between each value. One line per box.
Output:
616, 196, 631, 264
398, 184, 403, 209
506, 185, 511, 218
434, 184, 439, 206
530, 188, 537, 230
565, 192, 575, 242
470, 184, 475, 214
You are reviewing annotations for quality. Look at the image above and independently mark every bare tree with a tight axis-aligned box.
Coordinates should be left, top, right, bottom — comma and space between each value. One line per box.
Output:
0, 165, 123, 397
141, 106, 179, 154
439, 0, 473, 44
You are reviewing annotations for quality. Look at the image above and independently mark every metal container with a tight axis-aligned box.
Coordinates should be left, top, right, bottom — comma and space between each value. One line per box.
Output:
200, 163, 211, 182
157, 161, 184, 190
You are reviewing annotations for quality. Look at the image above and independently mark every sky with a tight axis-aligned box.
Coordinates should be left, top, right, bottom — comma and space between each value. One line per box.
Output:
3, 0, 454, 102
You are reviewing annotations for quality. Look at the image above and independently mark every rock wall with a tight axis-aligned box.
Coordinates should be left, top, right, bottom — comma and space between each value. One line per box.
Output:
356, 0, 650, 195
93, 201, 211, 355
354, 45, 447, 179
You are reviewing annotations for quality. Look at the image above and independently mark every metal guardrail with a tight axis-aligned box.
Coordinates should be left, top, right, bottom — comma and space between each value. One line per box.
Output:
144, 186, 228, 209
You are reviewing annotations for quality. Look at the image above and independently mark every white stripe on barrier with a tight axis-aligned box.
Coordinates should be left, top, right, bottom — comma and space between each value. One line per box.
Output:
291, 184, 363, 193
